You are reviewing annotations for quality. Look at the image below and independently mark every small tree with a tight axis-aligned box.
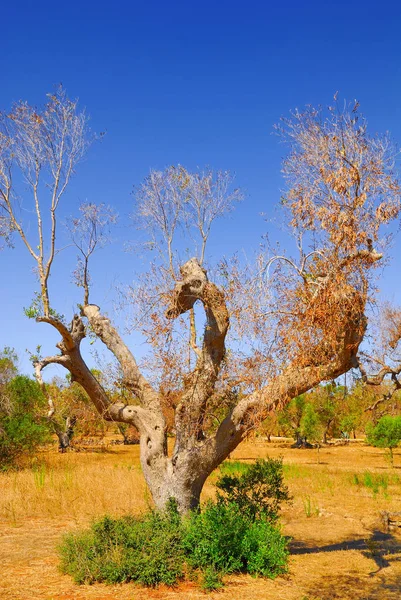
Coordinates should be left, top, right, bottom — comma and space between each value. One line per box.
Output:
278, 395, 307, 444
300, 403, 321, 444
366, 415, 401, 466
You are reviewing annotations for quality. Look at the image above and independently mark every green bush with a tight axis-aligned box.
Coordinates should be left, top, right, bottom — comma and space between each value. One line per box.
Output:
0, 375, 50, 468
59, 459, 290, 590
184, 501, 248, 575
215, 457, 291, 521
242, 518, 289, 578
60, 501, 185, 586
200, 566, 224, 592
184, 500, 288, 588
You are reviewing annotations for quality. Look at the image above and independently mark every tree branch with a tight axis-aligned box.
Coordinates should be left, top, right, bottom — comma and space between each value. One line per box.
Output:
166, 258, 230, 447
365, 375, 401, 412
36, 316, 77, 350
81, 304, 160, 410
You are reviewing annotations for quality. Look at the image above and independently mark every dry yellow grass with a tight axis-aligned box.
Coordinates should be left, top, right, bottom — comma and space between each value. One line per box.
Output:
0, 445, 149, 524
1, 439, 401, 599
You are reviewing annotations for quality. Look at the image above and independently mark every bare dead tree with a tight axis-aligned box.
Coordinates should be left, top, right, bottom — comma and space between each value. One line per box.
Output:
2, 92, 401, 512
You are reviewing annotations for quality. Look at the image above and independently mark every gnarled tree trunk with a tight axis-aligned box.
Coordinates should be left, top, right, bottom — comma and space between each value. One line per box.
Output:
35, 256, 372, 513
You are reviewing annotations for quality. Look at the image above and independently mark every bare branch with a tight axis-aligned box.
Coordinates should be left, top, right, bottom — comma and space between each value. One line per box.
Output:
0, 86, 91, 316
81, 304, 160, 409
68, 203, 117, 305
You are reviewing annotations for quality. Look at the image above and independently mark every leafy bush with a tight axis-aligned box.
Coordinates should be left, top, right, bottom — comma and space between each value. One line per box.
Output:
216, 457, 291, 521
0, 375, 50, 468
184, 501, 249, 575
200, 565, 224, 592
60, 501, 185, 586
59, 459, 290, 590
184, 500, 288, 588
241, 518, 289, 577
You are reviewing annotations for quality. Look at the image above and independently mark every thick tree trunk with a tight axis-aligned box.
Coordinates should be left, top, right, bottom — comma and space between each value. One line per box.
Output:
141, 454, 208, 512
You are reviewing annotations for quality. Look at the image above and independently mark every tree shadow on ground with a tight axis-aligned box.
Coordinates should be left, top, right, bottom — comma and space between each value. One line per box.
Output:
305, 572, 401, 600
290, 530, 401, 599
290, 530, 400, 572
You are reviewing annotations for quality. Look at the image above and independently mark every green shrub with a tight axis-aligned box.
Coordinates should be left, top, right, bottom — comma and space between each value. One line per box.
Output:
183, 501, 248, 575
200, 566, 224, 592
59, 459, 290, 590
60, 501, 185, 586
215, 457, 291, 521
183, 500, 288, 588
242, 519, 289, 577
0, 375, 50, 468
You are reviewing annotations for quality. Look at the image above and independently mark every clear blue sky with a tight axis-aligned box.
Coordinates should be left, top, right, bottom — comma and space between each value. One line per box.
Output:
2, 0, 401, 375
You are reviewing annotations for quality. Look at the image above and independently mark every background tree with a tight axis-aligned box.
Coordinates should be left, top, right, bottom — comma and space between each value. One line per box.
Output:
0, 347, 19, 419
46, 376, 107, 450
310, 382, 349, 442
2, 91, 400, 512
299, 402, 321, 446
258, 411, 279, 442
366, 415, 401, 467
0, 372, 50, 468
0, 347, 18, 391
337, 381, 369, 438
355, 303, 401, 428
278, 395, 307, 444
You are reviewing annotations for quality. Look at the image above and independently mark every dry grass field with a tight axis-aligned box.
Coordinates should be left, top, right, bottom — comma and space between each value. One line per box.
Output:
1, 439, 401, 600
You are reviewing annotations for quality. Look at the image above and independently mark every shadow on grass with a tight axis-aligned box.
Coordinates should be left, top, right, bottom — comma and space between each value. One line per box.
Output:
305, 572, 401, 600
290, 530, 401, 573
290, 531, 401, 599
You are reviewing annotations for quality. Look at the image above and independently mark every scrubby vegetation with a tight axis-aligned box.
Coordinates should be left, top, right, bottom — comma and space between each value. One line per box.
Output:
59, 458, 289, 591
0, 369, 50, 469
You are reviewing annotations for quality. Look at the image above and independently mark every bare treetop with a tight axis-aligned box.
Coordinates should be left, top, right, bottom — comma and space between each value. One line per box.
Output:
68, 203, 117, 305
0, 86, 90, 316
133, 165, 242, 275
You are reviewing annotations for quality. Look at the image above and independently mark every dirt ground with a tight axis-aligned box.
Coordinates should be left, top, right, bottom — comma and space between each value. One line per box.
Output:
1, 440, 401, 600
